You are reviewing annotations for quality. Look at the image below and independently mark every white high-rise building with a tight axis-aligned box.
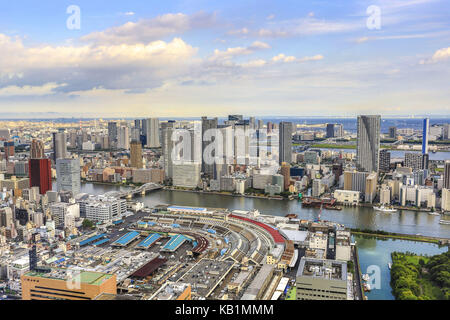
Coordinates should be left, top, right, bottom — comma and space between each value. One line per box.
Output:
356, 115, 381, 173
172, 162, 201, 188
56, 158, 81, 196
50, 202, 80, 229
117, 126, 130, 149
145, 118, 160, 148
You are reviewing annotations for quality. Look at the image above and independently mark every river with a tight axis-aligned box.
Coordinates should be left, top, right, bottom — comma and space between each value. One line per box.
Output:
354, 235, 448, 300
77, 183, 450, 238
77, 182, 449, 300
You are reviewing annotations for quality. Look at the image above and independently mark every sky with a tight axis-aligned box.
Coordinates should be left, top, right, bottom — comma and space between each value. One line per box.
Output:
0, 0, 449, 118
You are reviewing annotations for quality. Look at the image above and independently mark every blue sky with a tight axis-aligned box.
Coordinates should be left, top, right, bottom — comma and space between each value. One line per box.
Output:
0, 0, 449, 117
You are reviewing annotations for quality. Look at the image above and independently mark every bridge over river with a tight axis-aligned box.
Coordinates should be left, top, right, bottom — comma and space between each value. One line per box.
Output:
104, 183, 163, 199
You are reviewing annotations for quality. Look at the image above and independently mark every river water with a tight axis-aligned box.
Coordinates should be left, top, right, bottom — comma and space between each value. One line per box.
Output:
354, 235, 448, 300
77, 182, 449, 300
78, 183, 450, 238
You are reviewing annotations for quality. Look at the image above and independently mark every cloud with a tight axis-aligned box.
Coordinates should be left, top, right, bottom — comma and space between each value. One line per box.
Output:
211, 41, 271, 60
241, 59, 267, 68
272, 53, 324, 63
0, 34, 199, 94
0, 83, 64, 97
226, 27, 249, 36
231, 17, 364, 39
420, 47, 450, 64
81, 12, 216, 45
123, 12, 135, 16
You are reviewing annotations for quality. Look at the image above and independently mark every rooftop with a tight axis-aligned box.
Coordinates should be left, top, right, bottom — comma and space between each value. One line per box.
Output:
25, 268, 114, 286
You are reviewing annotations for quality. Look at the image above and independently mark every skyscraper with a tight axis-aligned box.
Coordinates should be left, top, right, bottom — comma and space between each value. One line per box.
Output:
379, 149, 391, 173
130, 140, 143, 168
356, 115, 381, 172
4, 141, 14, 160
326, 124, 335, 138
201, 117, 218, 178
52, 130, 67, 162
280, 162, 291, 191
422, 118, 429, 155
56, 158, 81, 196
31, 139, 45, 159
389, 126, 397, 139
117, 126, 129, 150
145, 118, 160, 148
108, 121, 118, 149
444, 160, 450, 189
279, 122, 293, 164
29, 158, 52, 195
161, 121, 176, 179
405, 153, 424, 171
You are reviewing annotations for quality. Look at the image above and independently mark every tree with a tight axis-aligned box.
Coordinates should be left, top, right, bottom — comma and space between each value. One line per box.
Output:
82, 219, 94, 229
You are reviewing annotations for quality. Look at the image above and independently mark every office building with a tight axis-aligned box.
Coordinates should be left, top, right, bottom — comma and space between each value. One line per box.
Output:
442, 188, 450, 212
296, 258, 349, 300
365, 172, 378, 203
31, 139, 45, 159
108, 122, 118, 149
172, 162, 201, 188
326, 123, 343, 138
444, 160, 450, 189
356, 115, 380, 173
389, 126, 397, 139
4, 141, 15, 160
56, 158, 81, 196
326, 124, 335, 138
279, 122, 293, 165
145, 118, 160, 148
404, 153, 424, 171
422, 118, 429, 155
130, 140, 143, 169
29, 158, 52, 195
161, 121, 176, 179
0, 207, 13, 228
81, 196, 127, 222
117, 126, 129, 150
21, 269, 116, 300
50, 202, 80, 229
201, 117, 218, 178
52, 130, 67, 162
379, 149, 391, 172
280, 163, 291, 191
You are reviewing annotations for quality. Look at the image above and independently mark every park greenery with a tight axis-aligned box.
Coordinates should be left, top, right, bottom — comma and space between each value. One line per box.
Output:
82, 219, 94, 229
390, 251, 450, 300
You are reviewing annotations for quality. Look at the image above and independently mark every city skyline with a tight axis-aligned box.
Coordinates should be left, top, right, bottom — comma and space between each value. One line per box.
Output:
0, 0, 449, 117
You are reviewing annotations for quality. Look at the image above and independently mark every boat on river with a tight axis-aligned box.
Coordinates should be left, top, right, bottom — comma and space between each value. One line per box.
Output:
374, 205, 397, 213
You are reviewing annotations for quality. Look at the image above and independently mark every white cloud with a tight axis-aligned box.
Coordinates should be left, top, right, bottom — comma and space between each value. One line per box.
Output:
420, 47, 450, 64
81, 12, 216, 45
211, 41, 271, 60
0, 83, 64, 97
226, 28, 249, 36
272, 53, 324, 63
241, 59, 267, 68
0, 34, 199, 93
